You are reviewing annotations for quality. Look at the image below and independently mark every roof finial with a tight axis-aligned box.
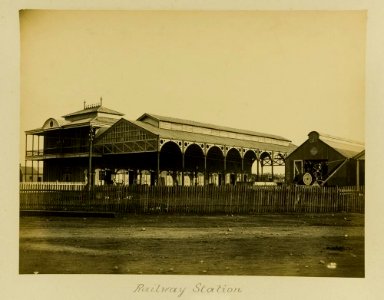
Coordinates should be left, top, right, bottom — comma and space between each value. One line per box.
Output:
84, 101, 86, 109
100, 97, 103, 106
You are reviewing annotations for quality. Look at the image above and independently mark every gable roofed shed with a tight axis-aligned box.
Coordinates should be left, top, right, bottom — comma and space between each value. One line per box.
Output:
285, 131, 365, 186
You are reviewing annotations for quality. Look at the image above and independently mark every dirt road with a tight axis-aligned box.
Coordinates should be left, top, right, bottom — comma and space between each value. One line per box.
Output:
19, 213, 364, 277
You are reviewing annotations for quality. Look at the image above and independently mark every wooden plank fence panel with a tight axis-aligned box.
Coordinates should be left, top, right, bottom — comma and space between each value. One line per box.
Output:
20, 184, 365, 214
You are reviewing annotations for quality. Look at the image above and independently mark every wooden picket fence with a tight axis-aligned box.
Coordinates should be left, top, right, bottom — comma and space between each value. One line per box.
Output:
20, 182, 86, 191
19, 184, 364, 214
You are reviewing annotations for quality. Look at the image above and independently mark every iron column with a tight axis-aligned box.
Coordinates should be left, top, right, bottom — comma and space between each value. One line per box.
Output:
88, 125, 96, 191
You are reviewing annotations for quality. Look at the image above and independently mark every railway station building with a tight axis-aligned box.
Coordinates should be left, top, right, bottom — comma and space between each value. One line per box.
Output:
24, 101, 297, 186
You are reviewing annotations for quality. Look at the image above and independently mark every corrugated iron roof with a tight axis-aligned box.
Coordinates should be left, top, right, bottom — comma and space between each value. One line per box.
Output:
131, 120, 296, 153
26, 110, 296, 154
26, 117, 119, 134
319, 133, 364, 158
63, 105, 124, 118
55, 118, 68, 127
61, 117, 118, 128
138, 113, 291, 142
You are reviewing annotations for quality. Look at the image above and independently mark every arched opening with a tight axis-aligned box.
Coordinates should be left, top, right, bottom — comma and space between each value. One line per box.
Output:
206, 146, 224, 185
159, 142, 182, 186
184, 143, 205, 185
160, 141, 182, 170
244, 150, 257, 182
226, 148, 242, 172
260, 152, 273, 182
272, 153, 286, 183
226, 148, 242, 185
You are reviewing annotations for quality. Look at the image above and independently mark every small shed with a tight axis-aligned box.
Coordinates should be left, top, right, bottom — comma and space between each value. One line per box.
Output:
285, 131, 364, 187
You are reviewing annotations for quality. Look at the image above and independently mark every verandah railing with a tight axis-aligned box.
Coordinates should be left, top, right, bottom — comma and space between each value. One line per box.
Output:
19, 184, 365, 214
20, 182, 86, 191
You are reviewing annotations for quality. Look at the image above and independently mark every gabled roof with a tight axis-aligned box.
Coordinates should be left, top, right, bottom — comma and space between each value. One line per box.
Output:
286, 131, 364, 159
25, 116, 119, 134
317, 132, 364, 158
60, 116, 119, 128
131, 120, 296, 153
26, 102, 123, 135
50, 118, 68, 127
26, 107, 295, 154
137, 113, 291, 142
63, 105, 124, 118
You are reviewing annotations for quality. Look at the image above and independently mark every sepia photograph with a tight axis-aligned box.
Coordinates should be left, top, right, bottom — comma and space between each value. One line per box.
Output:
19, 9, 366, 277
2, 0, 384, 299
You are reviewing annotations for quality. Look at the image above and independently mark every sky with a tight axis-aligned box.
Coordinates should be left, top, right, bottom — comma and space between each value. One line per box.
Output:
19, 10, 366, 162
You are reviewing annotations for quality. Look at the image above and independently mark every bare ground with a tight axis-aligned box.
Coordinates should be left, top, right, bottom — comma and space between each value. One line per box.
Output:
19, 213, 364, 277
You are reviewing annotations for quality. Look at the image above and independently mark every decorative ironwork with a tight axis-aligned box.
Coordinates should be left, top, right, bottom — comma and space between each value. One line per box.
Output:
159, 139, 183, 151
94, 119, 158, 154
273, 152, 287, 166
84, 98, 102, 109
260, 151, 272, 166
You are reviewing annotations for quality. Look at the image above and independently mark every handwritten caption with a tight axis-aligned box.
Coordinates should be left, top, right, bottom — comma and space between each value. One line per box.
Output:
133, 282, 242, 298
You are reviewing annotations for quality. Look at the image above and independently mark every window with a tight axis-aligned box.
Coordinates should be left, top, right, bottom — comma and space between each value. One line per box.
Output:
293, 160, 303, 178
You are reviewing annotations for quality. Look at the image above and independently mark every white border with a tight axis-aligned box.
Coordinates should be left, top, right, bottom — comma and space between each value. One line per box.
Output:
1, 1, 383, 299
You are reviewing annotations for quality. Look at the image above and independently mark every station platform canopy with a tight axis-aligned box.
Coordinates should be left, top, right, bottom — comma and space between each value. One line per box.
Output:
95, 112, 296, 157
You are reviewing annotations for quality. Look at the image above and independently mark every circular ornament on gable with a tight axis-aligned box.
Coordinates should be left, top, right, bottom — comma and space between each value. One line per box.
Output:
310, 147, 318, 156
